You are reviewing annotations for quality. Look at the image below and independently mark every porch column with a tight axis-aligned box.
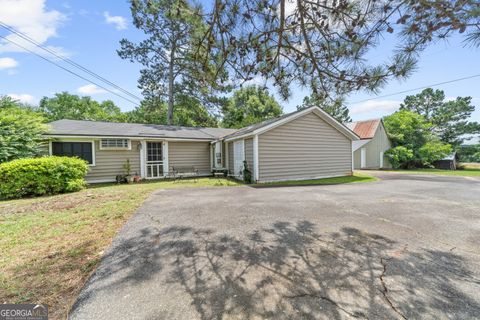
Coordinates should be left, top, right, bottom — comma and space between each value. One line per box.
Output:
163, 141, 169, 176
253, 135, 259, 182
140, 140, 146, 178
225, 142, 229, 171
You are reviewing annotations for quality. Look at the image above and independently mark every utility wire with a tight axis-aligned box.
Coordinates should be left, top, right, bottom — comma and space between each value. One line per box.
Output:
350, 74, 480, 104
0, 34, 140, 106
0, 20, 142, 103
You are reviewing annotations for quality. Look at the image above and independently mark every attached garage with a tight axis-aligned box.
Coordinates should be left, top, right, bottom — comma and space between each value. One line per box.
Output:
221, 106, 359, 183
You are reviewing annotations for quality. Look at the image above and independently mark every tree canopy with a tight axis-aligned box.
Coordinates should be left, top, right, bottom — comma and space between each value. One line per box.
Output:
38, 92, 125, 122
298, 95, 351, 123
193, 0, 479, 105
222, 85, 283, 128
126, 95, 218, 127
0, 96, 47, 163
118, 0, 227, 125
400, 88, 480, 146
384, 110, 452, 168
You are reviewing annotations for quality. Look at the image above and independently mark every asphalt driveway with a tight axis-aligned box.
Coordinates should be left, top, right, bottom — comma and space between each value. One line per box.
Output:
70, 172, 480, 320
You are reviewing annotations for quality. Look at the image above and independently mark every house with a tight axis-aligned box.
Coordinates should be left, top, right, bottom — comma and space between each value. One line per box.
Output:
345, 119, 392, 170
44, 106, 359, 183
434, 152, 458, 170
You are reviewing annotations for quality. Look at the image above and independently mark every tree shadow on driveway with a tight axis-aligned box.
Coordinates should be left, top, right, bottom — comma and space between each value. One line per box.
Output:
71, 220, 480, 319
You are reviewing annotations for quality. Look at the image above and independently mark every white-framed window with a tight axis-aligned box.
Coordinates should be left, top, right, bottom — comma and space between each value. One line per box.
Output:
100, 139, 131, 150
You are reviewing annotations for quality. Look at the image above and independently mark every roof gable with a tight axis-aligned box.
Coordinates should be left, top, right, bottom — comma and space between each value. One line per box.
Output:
223, 106, 359, 141
345, 119, 381, 139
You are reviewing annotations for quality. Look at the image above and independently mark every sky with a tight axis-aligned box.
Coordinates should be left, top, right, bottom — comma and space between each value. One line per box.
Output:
1, 0, 479, 135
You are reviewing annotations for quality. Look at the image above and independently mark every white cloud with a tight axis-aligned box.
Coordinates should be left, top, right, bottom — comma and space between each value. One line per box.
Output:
350, 100, 401, 116
7, 93, 36, 104
0, 0, 66, 55
103, 11, 127, 30
77, 84, 107, 95
0, 57, 18, 69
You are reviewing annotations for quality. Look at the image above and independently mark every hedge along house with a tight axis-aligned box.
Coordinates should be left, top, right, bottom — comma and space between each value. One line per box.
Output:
345, 119, 392, 170
45, 106, 359, 183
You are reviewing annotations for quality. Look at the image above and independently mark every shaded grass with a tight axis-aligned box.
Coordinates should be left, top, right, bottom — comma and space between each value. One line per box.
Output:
0, 177, 241, 319
255, 173, 377, 187
385, 168, 480, 177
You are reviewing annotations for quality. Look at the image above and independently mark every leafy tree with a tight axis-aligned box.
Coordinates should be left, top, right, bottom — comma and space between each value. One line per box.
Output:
126, 95, 218, 127
118, 0, 227, 125
457, 144, 480, 162
194, 0, 479, 104
0, 96, 47, 163
298, 95, 351, 122
400, 88, 480, 146
384, 110, 452, 168
384, 146, 414, 169
222, 85, 283, 128
38, 92, 125, 122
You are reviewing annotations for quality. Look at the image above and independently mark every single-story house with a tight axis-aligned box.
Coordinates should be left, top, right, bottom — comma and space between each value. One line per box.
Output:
434, 152, 459, 170
345, 119, 392, 169
44, 106, 359, 183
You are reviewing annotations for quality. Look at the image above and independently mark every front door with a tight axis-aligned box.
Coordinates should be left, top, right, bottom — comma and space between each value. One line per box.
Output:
360, 147, 366, 169
233, 140, 244, 177
146, 142, 163, 178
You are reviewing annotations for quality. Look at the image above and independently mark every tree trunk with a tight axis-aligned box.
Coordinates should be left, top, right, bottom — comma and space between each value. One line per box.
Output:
167, 43, 176, 125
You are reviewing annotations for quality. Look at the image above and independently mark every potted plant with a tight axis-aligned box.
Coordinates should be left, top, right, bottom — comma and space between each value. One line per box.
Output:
133, 172, 141, 183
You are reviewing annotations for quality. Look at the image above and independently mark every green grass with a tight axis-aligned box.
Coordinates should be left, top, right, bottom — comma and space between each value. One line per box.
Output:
0, 177, 241, 319
385, 168, 480, 177
257, 173, 377, 187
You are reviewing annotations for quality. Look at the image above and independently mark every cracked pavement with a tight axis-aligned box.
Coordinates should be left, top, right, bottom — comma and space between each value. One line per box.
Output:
70, 172, 480, 319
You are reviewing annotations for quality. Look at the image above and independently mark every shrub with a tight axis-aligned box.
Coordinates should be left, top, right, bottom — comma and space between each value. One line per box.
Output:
0, 96, 48, 163
0, 156, 88, 199
385, 146, 414, 169
418, 141, 452, 167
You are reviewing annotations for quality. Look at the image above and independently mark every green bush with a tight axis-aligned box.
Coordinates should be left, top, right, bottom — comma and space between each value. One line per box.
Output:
0, 156, 88, 199
418, 141, 452, 167
385, 146, 414, 169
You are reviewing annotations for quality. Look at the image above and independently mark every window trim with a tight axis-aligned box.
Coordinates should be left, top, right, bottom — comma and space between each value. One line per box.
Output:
99, 139, 131, 151
49, 140, 96, 166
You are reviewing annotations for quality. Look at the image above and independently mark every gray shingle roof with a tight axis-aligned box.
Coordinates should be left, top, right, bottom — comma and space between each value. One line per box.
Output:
47, 119, 237, 140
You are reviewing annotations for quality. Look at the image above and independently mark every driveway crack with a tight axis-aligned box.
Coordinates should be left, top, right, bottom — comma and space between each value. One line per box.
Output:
284, 292, 367, 319
379, 258, 407, 320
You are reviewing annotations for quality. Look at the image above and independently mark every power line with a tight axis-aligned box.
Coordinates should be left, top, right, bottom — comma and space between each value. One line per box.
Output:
0, 34, 140, 106
0, 21, 142, 102
350, 74, 480, 104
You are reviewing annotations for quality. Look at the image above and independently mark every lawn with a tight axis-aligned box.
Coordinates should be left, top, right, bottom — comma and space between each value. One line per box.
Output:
0, 177, 240, 320
385, 168, 480, 177
257, 172, 377, 187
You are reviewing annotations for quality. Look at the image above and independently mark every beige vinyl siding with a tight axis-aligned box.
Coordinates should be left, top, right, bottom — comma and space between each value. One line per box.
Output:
228, 142, 234, 173
38, 142, 50, 156
353, 123, 391, 169
244, 138, 253, 171
169, 141, 211, 175
87, 140, 141, 182
258, 112, 352, 182
354, 146, 361, 169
